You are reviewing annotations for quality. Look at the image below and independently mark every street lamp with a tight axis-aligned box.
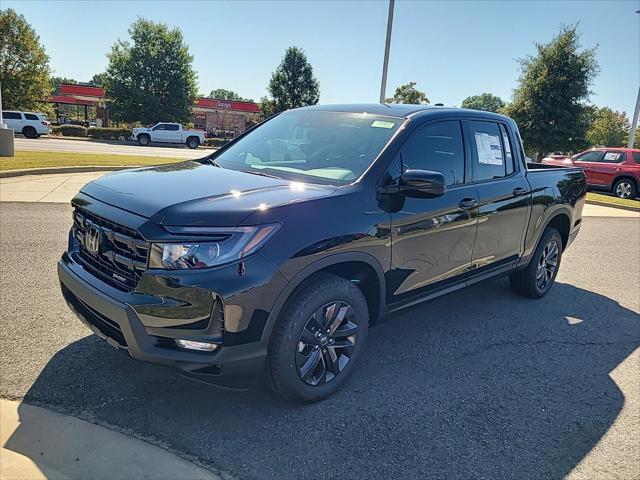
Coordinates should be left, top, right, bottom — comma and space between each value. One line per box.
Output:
628, 10, 640, 148
379, 0, 395, 103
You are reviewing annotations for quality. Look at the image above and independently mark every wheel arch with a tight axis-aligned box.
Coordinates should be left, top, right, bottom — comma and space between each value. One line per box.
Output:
261, 253, 387, 346
612, 175, 638, 193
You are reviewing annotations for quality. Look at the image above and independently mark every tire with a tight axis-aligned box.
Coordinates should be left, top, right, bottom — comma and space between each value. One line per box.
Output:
510, 228, 563, 299
22, 126, 38, 139
268, 274, 369, 403
612, 178, 637, 199
186, 137, 199, 149
137, 134, 150, 146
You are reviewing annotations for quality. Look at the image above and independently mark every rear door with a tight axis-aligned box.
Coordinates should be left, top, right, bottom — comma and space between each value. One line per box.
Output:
388, 120, 479, 302
2, 111, 24, 132
588, 150, 627, 188
164, 124, 182, 143
465, 120, 531, 273
573, 150, 605, 185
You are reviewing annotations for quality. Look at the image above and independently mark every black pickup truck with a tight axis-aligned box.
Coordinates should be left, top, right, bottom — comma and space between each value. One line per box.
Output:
58, 104, 586, 403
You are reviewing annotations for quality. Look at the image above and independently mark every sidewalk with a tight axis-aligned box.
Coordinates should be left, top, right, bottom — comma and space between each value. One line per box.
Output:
0, 399, 219, 480
1, 171, 639, 218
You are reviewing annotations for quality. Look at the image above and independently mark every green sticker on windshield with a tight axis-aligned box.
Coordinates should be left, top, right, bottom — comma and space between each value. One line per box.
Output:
370, 120, 395, 129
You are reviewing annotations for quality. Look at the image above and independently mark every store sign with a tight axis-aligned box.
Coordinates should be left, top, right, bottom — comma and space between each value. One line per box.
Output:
215, 101, 232, 109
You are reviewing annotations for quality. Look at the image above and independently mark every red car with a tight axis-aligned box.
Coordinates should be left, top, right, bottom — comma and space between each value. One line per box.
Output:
542, 147, 640, 199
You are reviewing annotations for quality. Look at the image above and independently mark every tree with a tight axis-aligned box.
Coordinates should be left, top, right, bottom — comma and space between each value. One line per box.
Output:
259, 96, 277, 119
385, 82, 429, 104
208, 88, 252, 102
585, 107, 630, 147
105, 18, 198, 124
461, 93, 506, 113
88, 72, 107, 88
0, 9, 51, 110
267, 46, 319, 114
503, 25, 598, 158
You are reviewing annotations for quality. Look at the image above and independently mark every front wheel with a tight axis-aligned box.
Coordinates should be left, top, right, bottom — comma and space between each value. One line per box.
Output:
510, 227, 563, 298
268, 274, 369, 403
613, 178, 637, 199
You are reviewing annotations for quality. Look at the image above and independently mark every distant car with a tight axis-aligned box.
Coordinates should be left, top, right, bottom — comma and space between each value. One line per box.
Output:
542, 147, 640, 199
131, 122, 205, 149
2, 111, 51, 138
541, 153, 571, 164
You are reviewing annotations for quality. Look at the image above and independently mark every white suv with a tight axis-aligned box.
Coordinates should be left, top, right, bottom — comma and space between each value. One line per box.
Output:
2, 111, 52, 138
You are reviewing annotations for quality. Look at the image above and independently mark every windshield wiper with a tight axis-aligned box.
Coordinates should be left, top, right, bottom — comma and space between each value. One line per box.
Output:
201, 157, 221, 167
241, 169, 282, 179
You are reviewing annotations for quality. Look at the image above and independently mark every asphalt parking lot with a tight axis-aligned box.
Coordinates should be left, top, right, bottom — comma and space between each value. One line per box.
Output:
0, 202, 638, 480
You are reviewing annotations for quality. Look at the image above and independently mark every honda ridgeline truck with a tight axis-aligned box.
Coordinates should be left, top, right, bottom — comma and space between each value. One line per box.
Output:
58, 105, 586, 403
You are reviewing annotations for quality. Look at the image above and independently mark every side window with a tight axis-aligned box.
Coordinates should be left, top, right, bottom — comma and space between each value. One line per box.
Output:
633, 152, 640, 164
575, 151, 604, 162
166, 124, 180, 131
601, 151, 626, 163
401, 120, 465, 186
469, 121, 507, 181
152, 124, 165, 131
2, 112, 22, 120
499, 124, 515, 175
24, 113, 39, 120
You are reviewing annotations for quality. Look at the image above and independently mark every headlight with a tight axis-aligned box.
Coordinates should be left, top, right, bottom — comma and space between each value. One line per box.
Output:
148, 224, 280, 270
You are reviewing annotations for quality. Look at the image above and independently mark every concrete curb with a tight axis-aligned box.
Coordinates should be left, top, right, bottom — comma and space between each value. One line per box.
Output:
0, 166, 138, 178
585, 199, 640, 213
0, 399, 221, 480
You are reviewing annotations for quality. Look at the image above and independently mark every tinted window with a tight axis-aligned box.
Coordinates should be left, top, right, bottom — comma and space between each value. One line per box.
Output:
469, 121, 507, 181
600, 151, 626, 163
152, 124, 166, 131
633, 152, 640, 164
2, 112, 21, 120
575, 151, 604, 162
499, 124, 515, 175
165, 124, 180, 131
24, 113, 39, 120
401, 121, 464, 186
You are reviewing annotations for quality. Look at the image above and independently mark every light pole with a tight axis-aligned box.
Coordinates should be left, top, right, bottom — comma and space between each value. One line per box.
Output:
628, 9, 640, 148
379, 0, 395, 103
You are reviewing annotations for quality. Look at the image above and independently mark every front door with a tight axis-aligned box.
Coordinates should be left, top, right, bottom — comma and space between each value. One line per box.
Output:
388, 120, 478, 303
573, 150, 605, 186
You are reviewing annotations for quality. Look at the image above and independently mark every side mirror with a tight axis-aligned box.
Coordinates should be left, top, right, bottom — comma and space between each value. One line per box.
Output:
385, 169, 445, 197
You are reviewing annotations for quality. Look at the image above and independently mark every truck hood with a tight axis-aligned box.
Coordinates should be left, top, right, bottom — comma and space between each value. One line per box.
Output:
80, 161, 337, 226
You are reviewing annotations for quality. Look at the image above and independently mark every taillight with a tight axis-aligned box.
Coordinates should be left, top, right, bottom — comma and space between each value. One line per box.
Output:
41, 121, 49, 125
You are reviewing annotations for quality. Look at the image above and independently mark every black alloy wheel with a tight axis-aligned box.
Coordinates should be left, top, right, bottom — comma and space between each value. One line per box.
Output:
535, 239, 559, 290
296, 301, 358, 386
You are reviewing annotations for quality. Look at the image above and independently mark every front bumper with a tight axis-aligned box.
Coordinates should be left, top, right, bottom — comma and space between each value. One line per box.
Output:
58, 250, 287, 388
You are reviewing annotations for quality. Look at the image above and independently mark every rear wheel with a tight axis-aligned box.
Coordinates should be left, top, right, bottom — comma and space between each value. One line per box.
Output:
22, 126, 38, 139
613, 178, 637, 199
268, 274, 368, 403
510, 228, 562, 298
186, 136, 199, 149
137, 134, 150, 146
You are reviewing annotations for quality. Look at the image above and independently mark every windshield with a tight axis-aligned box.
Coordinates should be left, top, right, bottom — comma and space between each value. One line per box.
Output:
213, 110, 403, 184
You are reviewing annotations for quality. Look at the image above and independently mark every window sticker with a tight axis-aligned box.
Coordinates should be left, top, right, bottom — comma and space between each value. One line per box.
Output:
475, 132, 504, 165
370, 120, 395, 129
603, 152, 621, 162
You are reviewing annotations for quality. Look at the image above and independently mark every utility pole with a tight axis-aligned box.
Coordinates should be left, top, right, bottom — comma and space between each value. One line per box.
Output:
379, 0, 395, 103
629, 86, 640, 149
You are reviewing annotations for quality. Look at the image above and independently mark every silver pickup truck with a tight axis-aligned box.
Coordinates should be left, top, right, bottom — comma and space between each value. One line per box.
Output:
131, 122, 205, 149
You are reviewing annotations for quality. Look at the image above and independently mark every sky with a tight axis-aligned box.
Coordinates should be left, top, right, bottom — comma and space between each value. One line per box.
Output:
5, 0, 640, 114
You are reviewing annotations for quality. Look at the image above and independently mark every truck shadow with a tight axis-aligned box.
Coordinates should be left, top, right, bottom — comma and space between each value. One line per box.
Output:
12, 280, 640, 480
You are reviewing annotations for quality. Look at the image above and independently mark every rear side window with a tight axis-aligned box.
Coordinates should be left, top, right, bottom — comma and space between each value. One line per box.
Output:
2, 112, 21, 119
575, 151, 604, 162
601, 151, 626, 163
633, 152, 640, 164
165, 124, 180, 131
401, 120, 465, 186
24, 113, 39, 120
469, 121, 508, 181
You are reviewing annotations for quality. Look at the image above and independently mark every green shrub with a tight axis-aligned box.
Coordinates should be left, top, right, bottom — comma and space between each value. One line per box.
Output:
87, 127, 132, 140
60, 125, 87, 137
204, 138, 228, 147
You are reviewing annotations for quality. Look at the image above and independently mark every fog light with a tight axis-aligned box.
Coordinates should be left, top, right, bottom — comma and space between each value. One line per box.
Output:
176, 339, 219, 352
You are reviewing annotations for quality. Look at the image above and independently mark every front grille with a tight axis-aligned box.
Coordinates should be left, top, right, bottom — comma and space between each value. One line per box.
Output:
72, 207, 149, 291
62, 285, 128, 348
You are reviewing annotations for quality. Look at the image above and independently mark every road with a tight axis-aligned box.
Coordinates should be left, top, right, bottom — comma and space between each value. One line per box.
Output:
15, 137, 209, 159
0, 203, 638, 480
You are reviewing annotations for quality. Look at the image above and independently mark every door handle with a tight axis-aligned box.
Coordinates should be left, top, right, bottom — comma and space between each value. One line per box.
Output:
512, 187, 528, 197
458, 198, 478, 210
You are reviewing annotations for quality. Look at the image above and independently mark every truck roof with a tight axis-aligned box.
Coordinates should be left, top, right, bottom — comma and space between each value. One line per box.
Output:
295, 103, 512, 122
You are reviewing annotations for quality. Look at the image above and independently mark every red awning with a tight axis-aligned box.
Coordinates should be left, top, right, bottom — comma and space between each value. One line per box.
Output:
196, 98, 261, 113
60, 84, 105, 97
49, 95, 97, 106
